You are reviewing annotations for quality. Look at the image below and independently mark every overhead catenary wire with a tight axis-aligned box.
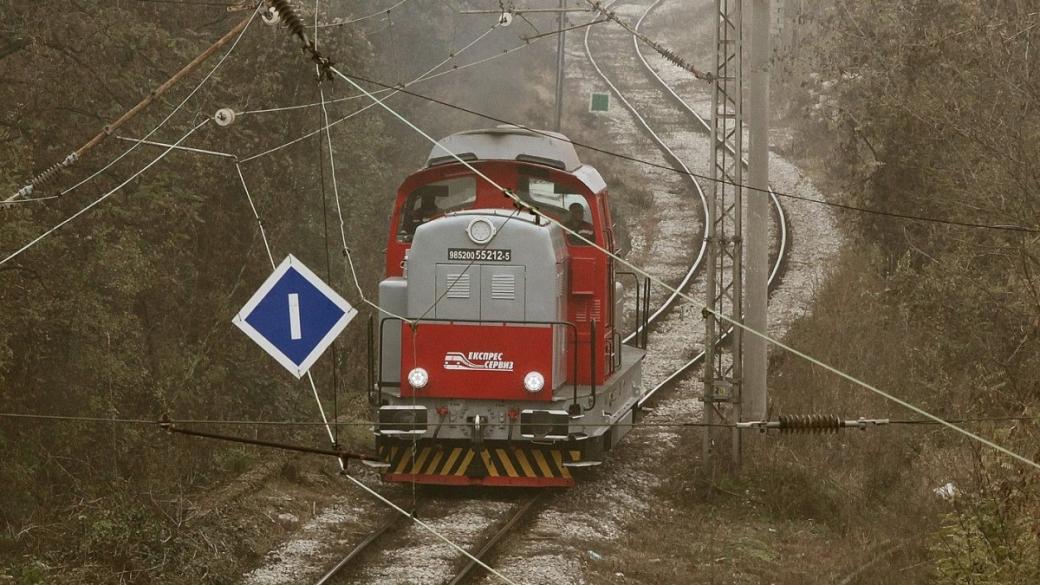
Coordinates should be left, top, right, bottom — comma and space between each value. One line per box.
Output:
3, 411, 1037, 428
231, 99, 338, 458
233, 161, 276, 266
313, 0, 413, 29
522, 17, 610, 41
5, 3, 262, 204
237, 21, 503, 162
1, 195, 61, 205
235, 13, 609, 118
122, 68, 1040, 237
322, 63, 1040, 473
314, 5, 341, 449
582, 0, 712, 80
0, 120, 211, 268
314, 17, 412, 324
322, 71, 1040, 235
134, 0, 242, 7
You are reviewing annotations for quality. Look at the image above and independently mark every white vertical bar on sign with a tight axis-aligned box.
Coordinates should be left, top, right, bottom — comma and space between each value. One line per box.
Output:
288, 293, 302, 340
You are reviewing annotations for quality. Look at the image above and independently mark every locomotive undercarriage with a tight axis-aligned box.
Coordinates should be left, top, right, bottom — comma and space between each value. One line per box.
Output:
372, 346, 644, 487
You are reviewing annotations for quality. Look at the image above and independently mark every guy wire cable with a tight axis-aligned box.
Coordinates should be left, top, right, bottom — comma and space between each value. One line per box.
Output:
232, 129, 339, 452
1, 120, 212, 268
314, 0, 340, 449
237, 20, 503, 162
6, 2, 263, 204
3, 411, 1037, 428
325, 72, 1040, 235
313, 0, 412, 29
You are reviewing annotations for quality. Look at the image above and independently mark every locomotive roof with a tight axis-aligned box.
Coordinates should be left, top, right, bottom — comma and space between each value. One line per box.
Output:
427, 126, 582, 172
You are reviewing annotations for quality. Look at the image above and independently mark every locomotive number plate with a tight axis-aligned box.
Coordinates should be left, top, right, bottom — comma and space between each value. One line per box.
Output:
448, 248, 512, 262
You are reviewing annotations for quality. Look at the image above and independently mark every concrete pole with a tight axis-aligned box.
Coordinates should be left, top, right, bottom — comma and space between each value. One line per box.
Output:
745, 0, 771, 421
553, 0, 567, 132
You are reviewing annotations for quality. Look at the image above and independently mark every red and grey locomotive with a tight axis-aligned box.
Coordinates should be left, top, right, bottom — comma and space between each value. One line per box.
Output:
370, 126, 647, 487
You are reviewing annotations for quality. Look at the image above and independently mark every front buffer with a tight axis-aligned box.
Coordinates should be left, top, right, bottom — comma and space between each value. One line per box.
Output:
377, 438, 584, 487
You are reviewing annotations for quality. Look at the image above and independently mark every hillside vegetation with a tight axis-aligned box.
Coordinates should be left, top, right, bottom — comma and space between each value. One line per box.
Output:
0, 1, 559, 582
763, 0, 1040, 581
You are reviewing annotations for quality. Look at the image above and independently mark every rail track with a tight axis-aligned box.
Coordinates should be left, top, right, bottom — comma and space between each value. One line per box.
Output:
311, 491, 543, 585
296, 2, 792, 583
312, 507, 410, 585
587, 0, 788, 405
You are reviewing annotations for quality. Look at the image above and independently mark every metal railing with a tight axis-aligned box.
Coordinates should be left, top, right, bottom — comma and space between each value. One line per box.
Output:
616, 271, 651, 349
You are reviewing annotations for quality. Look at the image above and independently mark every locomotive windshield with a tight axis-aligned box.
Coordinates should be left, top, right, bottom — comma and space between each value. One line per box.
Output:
398, 176, 476, 242
517, 175, 593, 245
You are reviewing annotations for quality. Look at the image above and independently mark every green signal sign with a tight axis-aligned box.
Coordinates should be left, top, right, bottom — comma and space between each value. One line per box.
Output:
589, 92, 610, 112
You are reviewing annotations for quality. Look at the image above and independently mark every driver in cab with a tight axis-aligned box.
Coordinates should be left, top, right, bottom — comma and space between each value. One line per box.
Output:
400, 186, 447, 241
562, 202, 593, 245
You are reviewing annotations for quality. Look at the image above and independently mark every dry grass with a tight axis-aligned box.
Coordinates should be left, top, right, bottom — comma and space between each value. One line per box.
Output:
576, 244, 978, 585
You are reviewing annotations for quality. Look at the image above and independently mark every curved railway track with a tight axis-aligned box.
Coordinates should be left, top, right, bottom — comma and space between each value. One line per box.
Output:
588, 0, 788, 406
312, 491, 542, 585
300, 2, 792, 583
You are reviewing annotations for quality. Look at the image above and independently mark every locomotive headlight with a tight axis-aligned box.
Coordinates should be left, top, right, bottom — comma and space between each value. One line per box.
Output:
466, 218, 496, 244
407, 367, 429, 390
523, 371, 545, 393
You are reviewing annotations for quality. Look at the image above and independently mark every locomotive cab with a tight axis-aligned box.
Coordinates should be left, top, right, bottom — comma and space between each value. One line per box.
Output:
372, 127, 647, 487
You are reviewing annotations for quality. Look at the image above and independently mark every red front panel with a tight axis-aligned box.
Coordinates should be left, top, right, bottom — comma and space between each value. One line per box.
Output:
400, 323, 554, 400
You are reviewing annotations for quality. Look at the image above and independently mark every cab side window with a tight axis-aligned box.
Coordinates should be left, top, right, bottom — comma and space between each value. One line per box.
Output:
397, 176, 476, 242
516, 175, 593, 246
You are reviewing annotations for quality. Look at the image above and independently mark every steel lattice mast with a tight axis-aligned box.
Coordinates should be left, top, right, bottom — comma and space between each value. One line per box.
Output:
703, 0, 743, 466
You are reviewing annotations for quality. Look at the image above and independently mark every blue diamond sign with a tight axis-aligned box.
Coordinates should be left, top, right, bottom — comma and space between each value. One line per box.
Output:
233, 255, 356, 378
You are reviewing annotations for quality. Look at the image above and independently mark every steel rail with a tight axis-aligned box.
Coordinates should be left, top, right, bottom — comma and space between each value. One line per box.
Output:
310, 493, 540, 585
585, 2, 711, 347
633, 0, 788, 407
312, 506, 415, 585
634, 0, 788, 286
585, 0, 789, 407
444, 493, 543, 585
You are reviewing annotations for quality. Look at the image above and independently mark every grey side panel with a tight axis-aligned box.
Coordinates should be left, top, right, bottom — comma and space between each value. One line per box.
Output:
378, 278, 408, 387
553, 261, 567, 388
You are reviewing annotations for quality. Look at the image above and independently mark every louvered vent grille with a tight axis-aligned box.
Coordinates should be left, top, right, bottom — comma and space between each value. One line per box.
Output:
575, 300, 602, 322
490, 274, 516, 300
445, 274, 470, 298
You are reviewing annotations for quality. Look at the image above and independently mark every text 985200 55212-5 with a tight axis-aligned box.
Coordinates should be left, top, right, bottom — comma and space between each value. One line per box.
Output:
447, 248, 512, 262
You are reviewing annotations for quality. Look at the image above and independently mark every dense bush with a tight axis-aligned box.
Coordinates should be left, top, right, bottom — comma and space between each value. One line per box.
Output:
771, 0, 1040, 580
1, 1, 562, 580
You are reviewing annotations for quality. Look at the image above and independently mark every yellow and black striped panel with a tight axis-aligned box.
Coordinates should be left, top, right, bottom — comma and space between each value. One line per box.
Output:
379, 444, 583, 480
